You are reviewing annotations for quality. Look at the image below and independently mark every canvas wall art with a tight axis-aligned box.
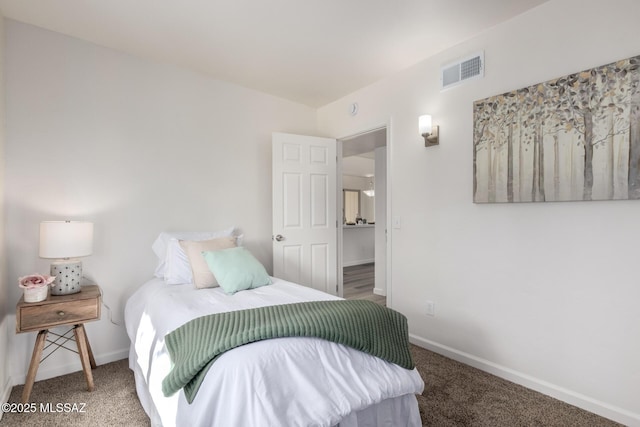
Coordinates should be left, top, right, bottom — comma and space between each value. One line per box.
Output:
473, 55, 640, 203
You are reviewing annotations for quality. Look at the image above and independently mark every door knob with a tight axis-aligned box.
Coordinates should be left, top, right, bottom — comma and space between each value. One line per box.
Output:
273, 234, 285, 242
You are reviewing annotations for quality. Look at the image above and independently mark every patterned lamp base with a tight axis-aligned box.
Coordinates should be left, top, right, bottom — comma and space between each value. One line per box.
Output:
50, 260, 83, 295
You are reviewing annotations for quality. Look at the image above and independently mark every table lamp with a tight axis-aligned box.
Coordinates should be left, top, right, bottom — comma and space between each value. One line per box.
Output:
39, 221, 94, 295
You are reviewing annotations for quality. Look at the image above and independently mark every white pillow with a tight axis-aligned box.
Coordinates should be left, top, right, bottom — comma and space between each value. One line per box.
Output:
152, 227, 236, 283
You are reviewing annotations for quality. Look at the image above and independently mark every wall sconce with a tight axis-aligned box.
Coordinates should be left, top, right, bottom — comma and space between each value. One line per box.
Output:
419, 115, 439, 147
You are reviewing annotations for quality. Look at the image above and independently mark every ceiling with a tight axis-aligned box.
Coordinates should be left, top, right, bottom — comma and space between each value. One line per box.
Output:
0, 0, 548, 107
342, 128, 386, 157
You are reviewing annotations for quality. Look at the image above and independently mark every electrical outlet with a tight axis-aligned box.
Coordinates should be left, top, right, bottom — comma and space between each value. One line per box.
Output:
425, 301, 435, 317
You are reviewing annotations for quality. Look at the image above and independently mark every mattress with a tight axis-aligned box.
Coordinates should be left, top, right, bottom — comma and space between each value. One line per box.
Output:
125, 277, 424, 426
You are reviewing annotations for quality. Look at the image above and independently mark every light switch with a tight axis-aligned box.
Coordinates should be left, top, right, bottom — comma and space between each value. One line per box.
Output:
392, 217, 401, 229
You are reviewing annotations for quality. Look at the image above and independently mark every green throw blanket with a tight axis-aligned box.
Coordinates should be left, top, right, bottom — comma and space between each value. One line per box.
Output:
161, 299, 414, 403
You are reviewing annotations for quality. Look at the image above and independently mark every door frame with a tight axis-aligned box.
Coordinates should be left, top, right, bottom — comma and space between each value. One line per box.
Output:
336, 119, 393, 308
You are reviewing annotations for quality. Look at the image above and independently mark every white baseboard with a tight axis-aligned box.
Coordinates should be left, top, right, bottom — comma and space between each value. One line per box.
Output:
343, 258, 374, 267
12, 348, 129, 387
94, 348, 130, 365
409, 334, 640, 427
373, 287, 386, 296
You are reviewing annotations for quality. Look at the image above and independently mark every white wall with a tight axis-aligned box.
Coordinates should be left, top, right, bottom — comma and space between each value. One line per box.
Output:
318, 0, 640, 425
342, 155, 374, 179
4, 20, 316, 384
0, 10, 11, 418
342, 226, 374, 267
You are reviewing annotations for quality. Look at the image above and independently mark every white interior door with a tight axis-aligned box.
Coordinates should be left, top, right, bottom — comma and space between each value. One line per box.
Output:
272, 132, 337, 295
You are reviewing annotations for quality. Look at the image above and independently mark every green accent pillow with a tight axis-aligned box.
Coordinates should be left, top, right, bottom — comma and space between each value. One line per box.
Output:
202, 247, 271, 294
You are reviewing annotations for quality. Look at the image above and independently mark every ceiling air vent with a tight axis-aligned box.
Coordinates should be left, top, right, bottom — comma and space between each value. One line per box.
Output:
441, 51, 484, 90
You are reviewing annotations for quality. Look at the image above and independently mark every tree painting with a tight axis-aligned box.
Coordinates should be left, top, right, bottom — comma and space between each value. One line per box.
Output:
473, 55, 640, 203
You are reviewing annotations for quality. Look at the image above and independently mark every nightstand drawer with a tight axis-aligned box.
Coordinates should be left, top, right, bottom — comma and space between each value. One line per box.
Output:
19, 298, 99, 332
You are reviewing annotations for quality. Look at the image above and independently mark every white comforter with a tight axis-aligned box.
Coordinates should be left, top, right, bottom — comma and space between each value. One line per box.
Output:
125, 277, 424, 427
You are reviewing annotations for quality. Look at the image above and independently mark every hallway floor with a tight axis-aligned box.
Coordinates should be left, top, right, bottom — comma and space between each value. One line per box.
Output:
343, 263, 386, 306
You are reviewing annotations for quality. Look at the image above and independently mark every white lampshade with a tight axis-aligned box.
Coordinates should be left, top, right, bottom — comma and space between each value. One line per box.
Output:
419, 114, 432, 135
39, 221, 94, 259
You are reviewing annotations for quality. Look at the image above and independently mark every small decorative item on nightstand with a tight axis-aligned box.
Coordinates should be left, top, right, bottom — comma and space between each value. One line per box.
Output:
39, 221, 94, 295
18, 274, 55, 303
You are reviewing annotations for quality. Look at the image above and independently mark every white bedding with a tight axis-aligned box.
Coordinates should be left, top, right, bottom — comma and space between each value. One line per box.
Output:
125, 277, 424, 427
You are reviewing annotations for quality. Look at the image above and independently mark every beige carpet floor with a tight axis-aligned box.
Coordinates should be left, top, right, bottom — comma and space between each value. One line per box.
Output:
411, 346, 620, 427
2, 359, 149, 427
1, 345, 622, 426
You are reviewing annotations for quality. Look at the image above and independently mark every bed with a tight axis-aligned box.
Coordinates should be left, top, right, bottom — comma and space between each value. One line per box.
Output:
124, 231, 424, 426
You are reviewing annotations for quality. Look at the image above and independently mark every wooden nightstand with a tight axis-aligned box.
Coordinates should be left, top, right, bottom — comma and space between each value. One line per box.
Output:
16, 284, 101, 403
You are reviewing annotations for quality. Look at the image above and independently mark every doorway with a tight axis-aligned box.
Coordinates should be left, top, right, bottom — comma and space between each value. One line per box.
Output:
339, 127, 388, 306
